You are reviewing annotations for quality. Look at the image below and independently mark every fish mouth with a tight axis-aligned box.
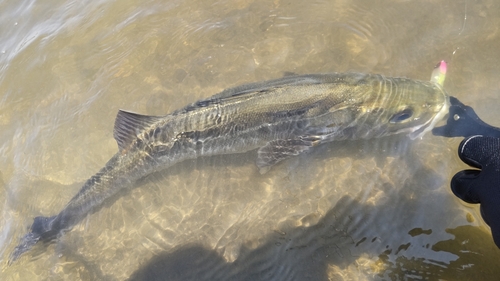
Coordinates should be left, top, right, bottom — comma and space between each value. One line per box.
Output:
408, 95, 450, 140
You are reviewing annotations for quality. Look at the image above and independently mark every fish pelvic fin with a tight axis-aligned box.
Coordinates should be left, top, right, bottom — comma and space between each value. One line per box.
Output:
256, 137, 320, 174
9, 215, 57, 264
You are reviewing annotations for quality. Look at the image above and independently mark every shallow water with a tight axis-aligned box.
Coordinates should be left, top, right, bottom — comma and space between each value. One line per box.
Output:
1, 0, 500, 280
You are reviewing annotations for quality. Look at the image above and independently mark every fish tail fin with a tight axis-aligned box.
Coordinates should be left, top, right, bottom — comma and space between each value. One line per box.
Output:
31, 215, 58, 239
9, 215, 57, 264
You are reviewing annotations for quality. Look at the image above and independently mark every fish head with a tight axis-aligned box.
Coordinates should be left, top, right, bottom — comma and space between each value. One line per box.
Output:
358, 79, 450, 140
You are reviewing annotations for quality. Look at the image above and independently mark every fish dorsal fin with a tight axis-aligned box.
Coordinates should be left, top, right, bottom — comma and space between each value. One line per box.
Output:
173, 75, 329, 115
113, 110, 163, 151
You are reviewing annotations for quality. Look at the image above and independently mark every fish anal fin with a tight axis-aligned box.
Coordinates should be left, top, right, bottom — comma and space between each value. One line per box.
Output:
256, 137, 320, 173
113, 110, 163, 151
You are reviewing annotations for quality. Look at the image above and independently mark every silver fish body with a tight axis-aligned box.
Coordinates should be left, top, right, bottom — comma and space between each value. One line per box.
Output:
10, 73, 449, 262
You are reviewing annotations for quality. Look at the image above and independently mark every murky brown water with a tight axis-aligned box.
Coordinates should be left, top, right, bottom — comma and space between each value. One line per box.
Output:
1, 0, 500, 280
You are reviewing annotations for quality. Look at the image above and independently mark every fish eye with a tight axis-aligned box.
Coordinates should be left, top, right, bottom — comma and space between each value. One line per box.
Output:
389, 108, 413, 123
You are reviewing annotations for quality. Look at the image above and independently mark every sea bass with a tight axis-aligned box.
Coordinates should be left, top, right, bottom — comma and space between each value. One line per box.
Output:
11, 69, 449, 262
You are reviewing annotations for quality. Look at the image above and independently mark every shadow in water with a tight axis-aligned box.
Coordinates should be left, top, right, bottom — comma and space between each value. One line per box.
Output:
126, 194, 500, 281
127, 196, 367, 281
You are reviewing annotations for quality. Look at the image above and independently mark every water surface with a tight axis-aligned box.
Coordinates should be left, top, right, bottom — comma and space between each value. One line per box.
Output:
1, 0, 500, 280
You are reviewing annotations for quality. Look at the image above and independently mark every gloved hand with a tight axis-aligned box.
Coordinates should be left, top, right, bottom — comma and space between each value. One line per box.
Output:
451, 135, 500, 248
432, 96, 500, 248
432, 96, 500, 138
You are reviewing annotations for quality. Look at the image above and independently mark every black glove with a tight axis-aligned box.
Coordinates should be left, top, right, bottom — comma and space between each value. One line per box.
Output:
451, 135, 500, 248
432, 96, 500, 138
432, 96, 500, 248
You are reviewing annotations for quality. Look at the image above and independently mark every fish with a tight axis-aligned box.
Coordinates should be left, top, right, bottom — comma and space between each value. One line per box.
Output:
10, 70, 449, 263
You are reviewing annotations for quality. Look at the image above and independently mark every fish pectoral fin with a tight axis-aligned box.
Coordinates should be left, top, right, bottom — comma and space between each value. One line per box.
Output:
113, 110, 163, 152
256, 137, 320, 174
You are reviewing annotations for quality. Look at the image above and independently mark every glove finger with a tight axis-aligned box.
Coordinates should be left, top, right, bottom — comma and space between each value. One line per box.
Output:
458, 135, 500, 169
450, 169, 481, 204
